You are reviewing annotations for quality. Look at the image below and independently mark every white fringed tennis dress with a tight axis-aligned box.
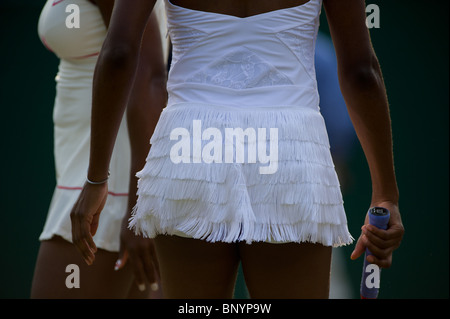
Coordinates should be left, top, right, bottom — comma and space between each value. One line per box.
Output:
130, 0, 353, 247
37, 0, 168, 251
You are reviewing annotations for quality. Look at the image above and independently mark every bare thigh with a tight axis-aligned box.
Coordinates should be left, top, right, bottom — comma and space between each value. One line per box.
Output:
154, 235, 240, 298
239, 242, 332, 299
30, 236, 156, 299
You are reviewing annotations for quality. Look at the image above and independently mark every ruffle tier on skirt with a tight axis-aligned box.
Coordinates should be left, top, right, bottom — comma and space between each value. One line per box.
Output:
129, 102, 353, 247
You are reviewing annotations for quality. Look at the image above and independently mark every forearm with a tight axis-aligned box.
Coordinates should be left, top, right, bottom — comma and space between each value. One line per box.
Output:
88, 50, 140, 181
126, 75, 166, 215
125, 12, 167, 215
87, 0, 156, 182
339, 56, 399, 204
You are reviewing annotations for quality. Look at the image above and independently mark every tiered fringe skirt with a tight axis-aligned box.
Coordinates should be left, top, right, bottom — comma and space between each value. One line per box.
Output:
129, 103, 353, 247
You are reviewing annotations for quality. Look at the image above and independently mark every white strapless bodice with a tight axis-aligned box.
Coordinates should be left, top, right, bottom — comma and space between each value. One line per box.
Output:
165, 0, 323, 109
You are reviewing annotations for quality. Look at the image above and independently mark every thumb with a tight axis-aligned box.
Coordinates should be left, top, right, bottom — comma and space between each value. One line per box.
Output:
114, 248, 129, 271
350, 233, 366, 261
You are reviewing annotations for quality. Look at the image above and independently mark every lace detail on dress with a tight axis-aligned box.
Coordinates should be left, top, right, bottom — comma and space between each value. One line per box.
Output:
276, 26, 316, 81
169, 25, 207, 66
185, 47, 293, 89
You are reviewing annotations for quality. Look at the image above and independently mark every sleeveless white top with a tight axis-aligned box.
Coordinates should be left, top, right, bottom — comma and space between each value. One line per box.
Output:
37, 0, 168, 251
131, 0, 353, 247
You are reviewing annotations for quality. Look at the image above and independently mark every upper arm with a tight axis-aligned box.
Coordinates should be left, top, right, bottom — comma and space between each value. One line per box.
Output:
100, 0, 157, 60
323, 0, 377, 72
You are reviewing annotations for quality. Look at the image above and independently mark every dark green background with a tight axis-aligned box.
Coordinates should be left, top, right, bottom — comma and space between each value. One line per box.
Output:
0, 0, 448, 299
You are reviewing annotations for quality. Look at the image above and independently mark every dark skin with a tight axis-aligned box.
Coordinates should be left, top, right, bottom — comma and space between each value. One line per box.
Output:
170, 0, 310, 17
31, 0, 166, 298
70, 0, 404, 298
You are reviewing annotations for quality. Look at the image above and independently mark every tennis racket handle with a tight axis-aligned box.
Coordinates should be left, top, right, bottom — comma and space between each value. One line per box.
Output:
360, 207, 390, 299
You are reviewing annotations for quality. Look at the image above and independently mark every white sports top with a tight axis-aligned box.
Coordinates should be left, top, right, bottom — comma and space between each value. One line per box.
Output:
38, 0, 105, 60
165, 0, 322, 109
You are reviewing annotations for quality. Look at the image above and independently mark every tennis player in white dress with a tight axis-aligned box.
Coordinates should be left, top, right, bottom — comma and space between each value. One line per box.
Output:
31, 0, 169, 298
71, 0, 404, 298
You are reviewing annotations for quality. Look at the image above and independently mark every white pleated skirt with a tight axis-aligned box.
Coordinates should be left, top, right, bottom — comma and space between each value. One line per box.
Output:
129, 102, 353, 247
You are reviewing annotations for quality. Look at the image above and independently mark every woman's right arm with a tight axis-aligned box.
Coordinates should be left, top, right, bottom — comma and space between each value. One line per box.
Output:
70, 0, 157, 265
323, 0, 404, 268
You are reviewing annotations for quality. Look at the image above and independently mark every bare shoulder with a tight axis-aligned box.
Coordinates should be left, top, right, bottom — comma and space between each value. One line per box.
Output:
323, 0, 376, 67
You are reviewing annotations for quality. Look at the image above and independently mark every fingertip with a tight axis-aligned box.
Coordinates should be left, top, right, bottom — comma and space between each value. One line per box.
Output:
114, 259, 122, 271
366, 254, 376, 264
150, 282, 159, 292
138, 283, 146, 292
85, 255, 94, 266
90, 241, 98, 253
85, 247, 96, 266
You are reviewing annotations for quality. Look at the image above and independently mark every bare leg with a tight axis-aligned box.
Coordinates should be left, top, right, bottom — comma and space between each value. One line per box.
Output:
154, 235, 240, 298
30, 236, 155, 299
239, 242, 332, 299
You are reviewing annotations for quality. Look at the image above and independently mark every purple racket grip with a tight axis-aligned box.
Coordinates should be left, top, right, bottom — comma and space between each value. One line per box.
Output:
360, 207, 390, 299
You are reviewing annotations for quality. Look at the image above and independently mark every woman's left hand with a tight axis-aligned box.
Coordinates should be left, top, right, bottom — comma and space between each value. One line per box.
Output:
350, 201, 405, 268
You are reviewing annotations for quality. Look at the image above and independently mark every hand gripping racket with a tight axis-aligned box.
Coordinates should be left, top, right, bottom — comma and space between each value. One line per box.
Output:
360, 207, 390, 299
